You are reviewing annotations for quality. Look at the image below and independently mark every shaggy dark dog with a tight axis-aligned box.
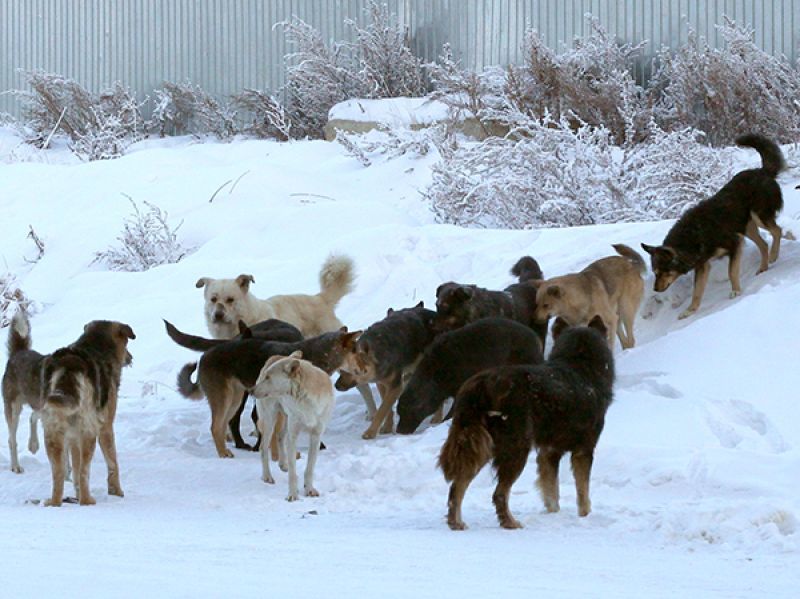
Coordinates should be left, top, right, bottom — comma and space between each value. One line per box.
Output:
434, 256, 548, 347
395, 318, 544, 434
642, 134, 784, 319
165, 318, 304, 449
177, 327, 360, 458
438, 315, 614, 530
337, 302, 439, 439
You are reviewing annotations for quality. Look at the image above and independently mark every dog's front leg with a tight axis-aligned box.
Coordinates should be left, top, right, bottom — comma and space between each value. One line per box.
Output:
679, 262, 710, 319
356, 383, 377, 419
98, 423, 123, 497
362, 382, 400, 440
304, 428, 323, 497
256, 399, 278, 484
285, 417, 303, 501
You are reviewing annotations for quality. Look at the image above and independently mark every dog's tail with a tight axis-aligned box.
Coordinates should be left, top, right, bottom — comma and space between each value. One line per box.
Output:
737, 134, 785, 177
7, 311, 32, 357
164, 319, 224, 352
510, 256, 543, 283
438, 376, 494, 483
177, 362, 204, 400
318, 254, 355, 308
612, 243, 646, 274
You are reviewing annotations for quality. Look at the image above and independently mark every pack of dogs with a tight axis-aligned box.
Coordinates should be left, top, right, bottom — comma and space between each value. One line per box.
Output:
2, 134, 789, 529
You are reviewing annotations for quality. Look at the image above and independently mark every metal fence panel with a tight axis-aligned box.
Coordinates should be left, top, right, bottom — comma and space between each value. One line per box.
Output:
2, 0, 799, 117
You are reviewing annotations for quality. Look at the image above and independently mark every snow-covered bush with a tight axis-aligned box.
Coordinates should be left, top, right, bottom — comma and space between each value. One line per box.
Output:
94, 197, 191, 272
428, 115, 732, 229
336, 125, 453, 166
231, 89, 292, 140
152, 81, 237, 140
17, 71, 144, 159
650, 19, 800, 146
0, 275, 37, 328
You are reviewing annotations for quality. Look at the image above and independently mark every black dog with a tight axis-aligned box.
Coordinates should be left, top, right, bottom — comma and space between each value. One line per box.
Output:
165, 318, 304, 450
642, 134, 784, 319
337, 302, 438, 439
395, 318, 544, 434
435, 256, 548, 347
438, 315, 614, 530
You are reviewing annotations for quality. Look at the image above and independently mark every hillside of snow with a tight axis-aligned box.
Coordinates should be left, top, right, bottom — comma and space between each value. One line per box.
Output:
1, 128, 799, 597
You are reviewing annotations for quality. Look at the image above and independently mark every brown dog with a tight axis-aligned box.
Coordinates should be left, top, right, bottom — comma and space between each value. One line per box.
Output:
534, 244, 645, 349
39, 320, 135, 506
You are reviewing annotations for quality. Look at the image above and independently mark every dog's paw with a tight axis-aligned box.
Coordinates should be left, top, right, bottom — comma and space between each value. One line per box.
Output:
756, 265, 769, 275
262, 475, 275, 484
286, 492, 299, 502
361, 429, 378, 440
108, 485, 124, 497
500, 517, 523, 530
28, 439, 39, 454
79, 495, 97, 506
219, 449, 235, 458
678, 308, 696, 320
305, 487, 319, 497
729, 290, 741, 299
11, 465, 23, 474
447, 519, 467, 531
279, 462, 288, 472
44, 498, 62, 507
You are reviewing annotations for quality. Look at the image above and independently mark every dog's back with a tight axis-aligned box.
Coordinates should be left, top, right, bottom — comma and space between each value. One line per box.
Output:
2, 312, 46, 411
396, 317, 544, 434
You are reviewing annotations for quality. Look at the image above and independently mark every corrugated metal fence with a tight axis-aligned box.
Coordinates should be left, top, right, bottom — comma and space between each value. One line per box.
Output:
2, 0, 799, 117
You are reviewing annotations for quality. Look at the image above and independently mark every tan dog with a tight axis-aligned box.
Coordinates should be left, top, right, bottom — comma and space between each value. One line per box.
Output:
252, 351, 335, 501
534, 244, 645, 349
196, 254, 355, 340
39, 320, 135, 506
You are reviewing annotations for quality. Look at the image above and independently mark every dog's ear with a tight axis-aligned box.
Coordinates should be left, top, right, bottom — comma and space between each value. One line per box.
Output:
492, 374, 513, 400
339, 325, 348, 333
587, 315, 607, 336
551, 317, 570, 341
435, 283, 446, 299
455, 287, 474, 301
238, 320, 253, 338
264, 354, 285, 370
289, 350, 303, 360
339, 330, 362, 350
546, 285, 562, 298
120, 324, 136, 340
196, 277, 209, 289
236, 274, 255, 291
386, 307, 395, 316
415, 300, 424, 308
360, 339, 371, 355
640, 243, 655, 255
287, 360, 301, 377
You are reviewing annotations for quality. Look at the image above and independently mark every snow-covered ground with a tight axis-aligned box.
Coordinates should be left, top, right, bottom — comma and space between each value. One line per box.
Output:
0, 128, 798, 597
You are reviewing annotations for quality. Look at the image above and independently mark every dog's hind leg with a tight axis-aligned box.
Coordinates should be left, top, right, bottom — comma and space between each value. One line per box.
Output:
679, 262, 711, 319
256, 399, 279, 484
746, 219, 770, 274
362, 381, 400, 440
536, 447, 563, 513
77, 433, 97, 506
28, 410, 40, 454
210, 399, 235, 458
304, 428, 323, 497
285, 417, 303, 501
493, 452, 528, 529
6, 401, 23, 473
44, 432, 67, 507
571, 450, 594, 517
357, 383, 377, 419
763, 217, 782, 264
229, 392, 254, 451
728, 237, 744, 299
446, 471, 483, 531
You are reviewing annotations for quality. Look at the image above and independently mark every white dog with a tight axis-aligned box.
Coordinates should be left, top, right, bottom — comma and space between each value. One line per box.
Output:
252, 351, 335, 501
196, 254, 355, 340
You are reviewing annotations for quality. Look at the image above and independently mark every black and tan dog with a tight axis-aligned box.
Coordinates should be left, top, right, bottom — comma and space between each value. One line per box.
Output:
395, 318, 544, 434
642, 134, 785, 319
434, 256, 548, 346
17, 318, 135, 507
439, 316, 614, 530
166, 318, 304, 451
177, 327, 360, 458
337, 302, 438, 439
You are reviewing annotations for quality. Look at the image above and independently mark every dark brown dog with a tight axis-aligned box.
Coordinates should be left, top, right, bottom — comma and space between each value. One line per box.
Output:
337, 302, 438, 439
38, 319, 135, 506
642, 134, 784, 319
435, 256, 547, 347
439, 316, 613, 530
178, 328, 360, 458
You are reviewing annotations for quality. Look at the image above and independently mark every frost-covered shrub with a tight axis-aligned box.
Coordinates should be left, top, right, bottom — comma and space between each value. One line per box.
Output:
650, 20, 800, 146
336, 125, 453, 166
152, 81, 237, 140
94, 198, 191, 272
231, 89, 292, 140
0, 275, 37, 328
17, 71, 144, 159
428, 114, 732, 229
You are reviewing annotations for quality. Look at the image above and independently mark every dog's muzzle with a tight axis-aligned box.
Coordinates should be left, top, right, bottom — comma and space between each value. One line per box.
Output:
212, 310, 227, 323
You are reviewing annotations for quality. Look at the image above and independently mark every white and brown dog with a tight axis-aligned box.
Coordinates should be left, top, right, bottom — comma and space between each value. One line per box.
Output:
252, 351, 335, 501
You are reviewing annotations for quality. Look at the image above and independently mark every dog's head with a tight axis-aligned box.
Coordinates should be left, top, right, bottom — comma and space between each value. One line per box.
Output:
434, 283, 476, 332
306, 327, 362, 374
534, 282, 569, 322
640, 244, 686, 292
339, 333, 379, 383
551, 315, 607, 343
82, 320, 136, 366
195, 274, 256, 336
252, 350, 303, 398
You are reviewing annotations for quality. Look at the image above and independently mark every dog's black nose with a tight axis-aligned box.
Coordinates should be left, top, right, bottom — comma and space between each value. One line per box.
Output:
213, 311, 225, 322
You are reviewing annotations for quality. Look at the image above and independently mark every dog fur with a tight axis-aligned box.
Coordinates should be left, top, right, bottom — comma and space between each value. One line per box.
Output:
534, 244, 645, 349
252, 351, 335, 501
438, 315, 614, 530
36, 319, 135, 506
396, 318, 544, 434
336, 302, 438, 439
177, 328, 359, 458
434, 256, 548, 347
196, 254, 355, 339
642, 134, 785, 319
